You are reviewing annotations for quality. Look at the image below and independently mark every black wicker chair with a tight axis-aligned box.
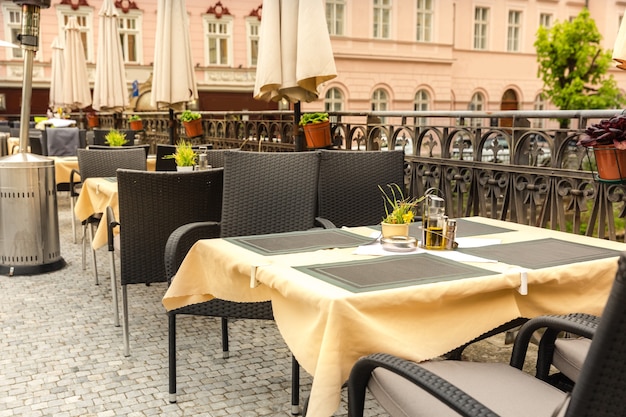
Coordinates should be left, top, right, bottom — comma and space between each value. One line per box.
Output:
347, 252, 626, 417
316, 149, 406, 228
164, 150, 321, 411
105, 168, 224, 356
74, 148, 147, 285
92, 129, 140, 147
88, 144, 150, 158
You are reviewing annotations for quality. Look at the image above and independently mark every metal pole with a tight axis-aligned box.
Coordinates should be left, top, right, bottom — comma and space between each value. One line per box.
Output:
17, 3, 41, 153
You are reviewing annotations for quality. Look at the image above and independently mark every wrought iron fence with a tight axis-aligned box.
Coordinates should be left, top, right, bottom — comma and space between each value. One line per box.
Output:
71, 108, 626, 241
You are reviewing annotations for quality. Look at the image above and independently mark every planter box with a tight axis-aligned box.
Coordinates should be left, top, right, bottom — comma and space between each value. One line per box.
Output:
183, 119, 203, 138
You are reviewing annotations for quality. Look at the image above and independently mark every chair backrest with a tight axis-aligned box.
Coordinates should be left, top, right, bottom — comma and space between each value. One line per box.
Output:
88, 144, 150, 158
76, 148, 147, 181
27, 130, 44, 155
116, 168, 224, 285
564, 252, 626, 417
155, 144, 222, 171
43, 127, 81, 156
220, 150, 321, 237
92, 129, 139, 146
317, 150, 405, 227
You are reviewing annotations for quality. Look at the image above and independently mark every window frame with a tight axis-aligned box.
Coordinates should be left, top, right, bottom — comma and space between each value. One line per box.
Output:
57, 6, 95, 62
245, 17, 260, 67
324, 87, 344, 112
416, 0, 433, 42
117, 10, 143, 64
326, 0, 346, 36
373, 0, 392, 40
507, 10, 522, 52
473, 6, 489, 50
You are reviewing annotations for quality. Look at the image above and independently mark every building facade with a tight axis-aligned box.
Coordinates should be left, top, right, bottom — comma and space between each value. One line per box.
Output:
1, 0, 625, 117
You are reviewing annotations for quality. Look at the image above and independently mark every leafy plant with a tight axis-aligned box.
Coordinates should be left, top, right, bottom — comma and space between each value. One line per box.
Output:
128, 114, 141, 121
299, 112, 329, 126
379, 183, 423, 224
180, 110, 201, 123
104, 129, 128, 147
578, 115, 626, 148
163, 140, 197, 167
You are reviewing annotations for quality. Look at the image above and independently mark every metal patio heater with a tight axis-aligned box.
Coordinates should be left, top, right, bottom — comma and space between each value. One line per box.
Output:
0, 0, 65, 276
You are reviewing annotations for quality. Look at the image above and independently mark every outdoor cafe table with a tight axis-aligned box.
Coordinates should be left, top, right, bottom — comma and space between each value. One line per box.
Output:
161, 218, 626, 417
74, 177, 119, 249
52, 155, 156, 185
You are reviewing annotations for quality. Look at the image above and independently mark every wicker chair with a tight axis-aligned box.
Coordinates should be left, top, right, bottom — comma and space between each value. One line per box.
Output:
316, 149, 406, 228
74, 148, 147, 285
164, 150, 321, 411
347, 252, 626, 417
105, 168, 224, 356
88, 144, 150, 158
92, 129, 141, 146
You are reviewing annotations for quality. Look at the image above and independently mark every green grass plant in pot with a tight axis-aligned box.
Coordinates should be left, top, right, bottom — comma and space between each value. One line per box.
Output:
104, 129, 128, 147
164, 140, 198, 171
378, 183, 422, 238
128, 114, 143, 131
299, 112, 331, 149
180, 110, 203, 138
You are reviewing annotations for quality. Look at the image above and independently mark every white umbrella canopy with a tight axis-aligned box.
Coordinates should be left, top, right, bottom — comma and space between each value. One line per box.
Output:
253, 0, 337, 104
62, 16, 92, 110
49, 36, 65, 110
150, 0, 198, 110
92, 0, 129, 111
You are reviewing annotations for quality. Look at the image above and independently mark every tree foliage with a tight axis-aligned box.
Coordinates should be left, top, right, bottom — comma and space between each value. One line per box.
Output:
534, 8, 624, 116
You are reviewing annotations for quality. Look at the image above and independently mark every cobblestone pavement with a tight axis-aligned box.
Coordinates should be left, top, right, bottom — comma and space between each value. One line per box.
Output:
0, 193, 535, 416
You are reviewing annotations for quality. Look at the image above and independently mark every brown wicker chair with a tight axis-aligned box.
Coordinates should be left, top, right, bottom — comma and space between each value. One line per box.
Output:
105, 168, 224, 356
164, 150, 321, 411
347, 252, 626, 417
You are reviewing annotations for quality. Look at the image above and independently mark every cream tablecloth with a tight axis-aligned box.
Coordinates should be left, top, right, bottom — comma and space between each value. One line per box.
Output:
162, 218, 626, 417
74, 177, 118, 249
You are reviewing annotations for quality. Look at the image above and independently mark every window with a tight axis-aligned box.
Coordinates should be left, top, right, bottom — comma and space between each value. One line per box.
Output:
507, 10, 522, 52
373, 0, 391, 39
414, 89, 430, 126
326, 0, 345, 36
324, 88, 344, 112
58, 10, 94, 62
533, 93, 546, 128
468, 92, 485, 127
416, 0, 433, 42
371, 88, 388, 111
2, 4, 22, 59
204, 16, 232, 66
246, 18, 260, 66
473, 7, 489, 50
117, 12, 142, 64
539, 13, 552, 28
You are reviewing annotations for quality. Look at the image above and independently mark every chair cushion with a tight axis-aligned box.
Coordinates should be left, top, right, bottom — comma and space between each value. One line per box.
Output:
553, 337, 591, 383
369, 360, 569, 417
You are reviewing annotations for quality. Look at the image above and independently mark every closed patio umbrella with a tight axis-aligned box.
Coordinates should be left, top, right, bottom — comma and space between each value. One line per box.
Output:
253, 0, 337, 149
49, 36, 65, 111
92, 0, 129, 111
62, 16, 92, 110
150, 0, 198, 109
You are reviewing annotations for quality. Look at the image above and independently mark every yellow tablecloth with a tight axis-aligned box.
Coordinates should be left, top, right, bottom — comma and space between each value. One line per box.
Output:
162, 218, 626, 417
74, 177, 119, 249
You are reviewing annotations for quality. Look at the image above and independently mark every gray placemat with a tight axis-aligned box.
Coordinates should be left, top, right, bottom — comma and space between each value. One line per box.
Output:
295, 253, 497, 293
458, 238, 621, 269
226, 229, 374, 255
407, 219, 515, 238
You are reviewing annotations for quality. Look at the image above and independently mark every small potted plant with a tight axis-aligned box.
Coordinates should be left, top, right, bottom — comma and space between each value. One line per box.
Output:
128, 114, 143, 131
379, 183, 421, 238
299, 112, 332, 149
577, 115, 626, 181
104, 129, 128, 147
163, 140, 198, 171
180, 110, 203, 138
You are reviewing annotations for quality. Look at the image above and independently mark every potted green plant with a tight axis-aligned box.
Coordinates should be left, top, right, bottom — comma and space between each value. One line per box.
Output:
104, 129, 128, 147
163, 140, 198, 171
378, 183, 423, 238
180, 110, 203, 138
128, 114, 143, 131
577, 115, 626, 181
298, 112, 331, 149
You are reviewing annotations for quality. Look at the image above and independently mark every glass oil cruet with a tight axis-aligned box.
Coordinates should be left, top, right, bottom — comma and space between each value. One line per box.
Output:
421, 194, 446, 250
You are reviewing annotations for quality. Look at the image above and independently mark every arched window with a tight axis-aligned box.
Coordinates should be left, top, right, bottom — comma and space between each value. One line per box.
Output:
414, 89, 430, 126
469, 92, 485, 126
324, 87, 344, 112
371, 88, 388, 111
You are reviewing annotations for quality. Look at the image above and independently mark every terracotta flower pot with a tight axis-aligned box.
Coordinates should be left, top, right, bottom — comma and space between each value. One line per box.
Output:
593, 145, 626, 181
303, 120, 332, 149
87, 114, 99, 128
130, 120, 143, 131
183, 119, 203, 138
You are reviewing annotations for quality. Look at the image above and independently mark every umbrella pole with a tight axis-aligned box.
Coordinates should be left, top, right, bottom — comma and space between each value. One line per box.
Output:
169, 108, 175, 145
294, 102, 305, 152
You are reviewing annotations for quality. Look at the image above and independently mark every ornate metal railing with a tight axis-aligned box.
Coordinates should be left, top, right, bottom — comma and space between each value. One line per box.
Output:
67, 108, 626, 241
